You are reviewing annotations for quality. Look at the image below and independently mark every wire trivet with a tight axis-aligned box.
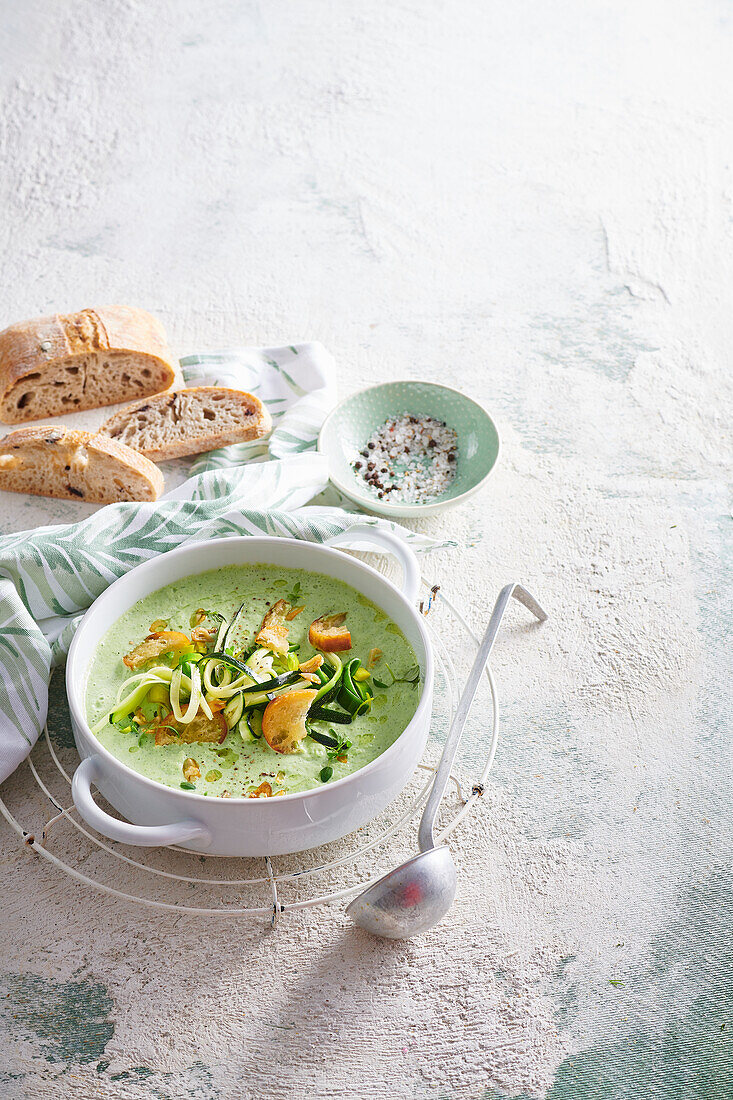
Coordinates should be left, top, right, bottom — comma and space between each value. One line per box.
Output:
0, 583, 498, 924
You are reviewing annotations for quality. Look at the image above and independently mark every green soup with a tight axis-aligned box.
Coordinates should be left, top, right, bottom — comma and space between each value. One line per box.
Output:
85, 564, 420, 798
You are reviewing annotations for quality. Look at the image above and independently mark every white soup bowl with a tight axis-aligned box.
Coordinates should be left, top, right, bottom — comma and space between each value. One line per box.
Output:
66, 526, 433, 857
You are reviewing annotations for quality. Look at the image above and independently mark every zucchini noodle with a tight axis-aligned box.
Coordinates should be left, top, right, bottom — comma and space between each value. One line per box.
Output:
205, 673, 253, 700
247, 648, 274, 679
114, 666, 172, 705
223, 693, 244, 729
314, 652, 343, 702
201, 661, 258, 700
91, 669, 173, 734
237, 678, 313, 709
170, 664, 201, 724
202, 660, 228, 696
215, 618, 228, 651
199, 692, 214, 720
92, 620, 357, 742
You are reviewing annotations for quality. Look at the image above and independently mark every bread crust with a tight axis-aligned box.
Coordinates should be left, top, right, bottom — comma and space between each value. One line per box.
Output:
0, 425, 164, 503
0, 306, 177, 423
86, 434, 165, 498
99, 386, 273, 461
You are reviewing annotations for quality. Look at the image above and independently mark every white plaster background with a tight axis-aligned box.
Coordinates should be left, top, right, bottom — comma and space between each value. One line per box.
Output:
0, 1, 731, 1098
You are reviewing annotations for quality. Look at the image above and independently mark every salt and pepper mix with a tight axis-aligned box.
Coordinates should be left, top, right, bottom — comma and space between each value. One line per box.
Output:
352, 413, 458, 503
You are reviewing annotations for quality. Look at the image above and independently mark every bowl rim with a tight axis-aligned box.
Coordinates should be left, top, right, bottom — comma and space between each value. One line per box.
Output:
316, 379, 501, 516
66, 535, 434, 808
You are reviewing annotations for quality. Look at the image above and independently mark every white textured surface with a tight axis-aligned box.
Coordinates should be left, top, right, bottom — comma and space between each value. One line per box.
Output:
0, 2, 731, 1098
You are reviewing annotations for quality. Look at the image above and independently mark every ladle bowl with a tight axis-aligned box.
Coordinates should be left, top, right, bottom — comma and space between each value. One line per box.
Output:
347, 845, 457, 939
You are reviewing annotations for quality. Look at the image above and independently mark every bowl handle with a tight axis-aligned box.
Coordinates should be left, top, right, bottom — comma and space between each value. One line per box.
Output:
72, 756, 212, 848
325, 524, 421, 604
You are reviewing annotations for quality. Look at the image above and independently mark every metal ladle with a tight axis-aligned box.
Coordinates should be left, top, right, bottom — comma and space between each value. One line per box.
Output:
346, 583, 548, 939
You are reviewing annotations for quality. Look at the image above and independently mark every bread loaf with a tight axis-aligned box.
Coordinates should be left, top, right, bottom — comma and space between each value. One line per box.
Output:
0, 426, 164, 503
0, 306, 177, 423
99, 386, 272, 461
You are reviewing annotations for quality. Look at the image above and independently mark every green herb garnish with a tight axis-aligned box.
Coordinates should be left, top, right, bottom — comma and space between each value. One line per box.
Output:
372, 663, 420, 689
111, 716, 137, 735
286, 580, 302, 605
608, 979, 625, 988
156, 724, 181, 739
180, 781, 196, 790
309, 726, 352, 769
319, 766, 333, 783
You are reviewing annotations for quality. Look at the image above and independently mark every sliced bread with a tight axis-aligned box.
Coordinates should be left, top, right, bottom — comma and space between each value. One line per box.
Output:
99, 386, 272, 461
0, 306, 177, 424
0, 426, 164, 503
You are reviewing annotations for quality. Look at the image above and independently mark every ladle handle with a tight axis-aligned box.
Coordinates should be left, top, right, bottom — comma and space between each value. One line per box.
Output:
418, 583, 548, 853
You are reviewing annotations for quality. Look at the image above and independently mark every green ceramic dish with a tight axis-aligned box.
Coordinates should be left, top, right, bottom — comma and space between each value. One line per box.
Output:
317, 381, 500, 517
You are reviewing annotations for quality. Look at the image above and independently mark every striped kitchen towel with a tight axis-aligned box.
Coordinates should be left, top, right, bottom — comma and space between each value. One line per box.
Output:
182, 342, 337, 470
